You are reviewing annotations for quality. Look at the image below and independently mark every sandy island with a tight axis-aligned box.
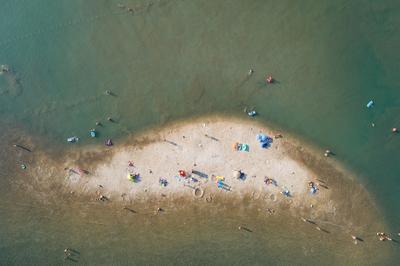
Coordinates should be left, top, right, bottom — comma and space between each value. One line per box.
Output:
3, 114, 393, 255
67, 118, 322, 203
35, 115, 379, 230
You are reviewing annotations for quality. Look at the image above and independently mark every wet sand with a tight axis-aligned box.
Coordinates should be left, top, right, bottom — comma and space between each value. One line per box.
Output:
1, 115, 397, 264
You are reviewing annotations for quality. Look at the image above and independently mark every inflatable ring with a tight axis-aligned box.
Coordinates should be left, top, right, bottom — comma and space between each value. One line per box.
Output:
251, 191, 261, 200
193, 187, 204, 198
251, 191, 256, 199
270, 194, 277, 202
264, 193, 276, 202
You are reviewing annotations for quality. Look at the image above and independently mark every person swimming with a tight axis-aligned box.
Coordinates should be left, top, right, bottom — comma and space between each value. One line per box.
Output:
351, 235, 359, 244
0, 64, 9, 74
63, 248, 72, 260
376, 232, 392, 241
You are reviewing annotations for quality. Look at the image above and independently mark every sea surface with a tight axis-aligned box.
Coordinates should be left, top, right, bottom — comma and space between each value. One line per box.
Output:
0, 0, 399, 265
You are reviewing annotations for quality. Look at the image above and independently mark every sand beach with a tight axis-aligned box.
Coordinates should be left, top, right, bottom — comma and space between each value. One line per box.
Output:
2, 115, 395, 265
40, 116, 378, 228
63, 117, 322, 202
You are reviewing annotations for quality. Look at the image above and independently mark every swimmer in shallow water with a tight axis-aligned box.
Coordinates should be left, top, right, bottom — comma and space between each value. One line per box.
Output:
154, 207, 163, 214
64, 248, 72, 260
0, 64, 9, 73
376, 232, 392, 241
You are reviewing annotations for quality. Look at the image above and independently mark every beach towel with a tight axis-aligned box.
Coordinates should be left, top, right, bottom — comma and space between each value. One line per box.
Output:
240, 144, 249, 152
215, 175, 225, 181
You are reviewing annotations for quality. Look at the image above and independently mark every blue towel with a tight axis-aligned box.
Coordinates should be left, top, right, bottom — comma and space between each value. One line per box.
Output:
257, 134, 267, 142
257, 134, 273, 148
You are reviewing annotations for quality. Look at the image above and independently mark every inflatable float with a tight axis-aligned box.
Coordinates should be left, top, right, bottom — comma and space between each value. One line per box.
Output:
366, 100, 374, 108
67, 136, 79, 143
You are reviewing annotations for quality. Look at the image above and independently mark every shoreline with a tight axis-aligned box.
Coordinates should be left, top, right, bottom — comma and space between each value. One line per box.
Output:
1, 114, 396, 262
45, 116, 381, 229
3, 115, 387, 232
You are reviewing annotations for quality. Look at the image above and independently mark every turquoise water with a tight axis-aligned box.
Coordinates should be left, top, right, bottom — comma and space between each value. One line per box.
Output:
1, 0, 400, 264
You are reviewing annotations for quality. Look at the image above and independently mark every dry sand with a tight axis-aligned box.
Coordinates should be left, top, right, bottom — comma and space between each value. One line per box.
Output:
63, 117, 340, 216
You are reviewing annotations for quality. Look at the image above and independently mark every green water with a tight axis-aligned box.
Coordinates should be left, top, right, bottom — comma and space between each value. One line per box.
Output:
1, 0, 399, 264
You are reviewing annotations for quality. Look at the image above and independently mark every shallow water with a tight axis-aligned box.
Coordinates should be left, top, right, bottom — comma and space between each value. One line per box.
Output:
0, 0, 400, 264
0, 189, 395, 266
